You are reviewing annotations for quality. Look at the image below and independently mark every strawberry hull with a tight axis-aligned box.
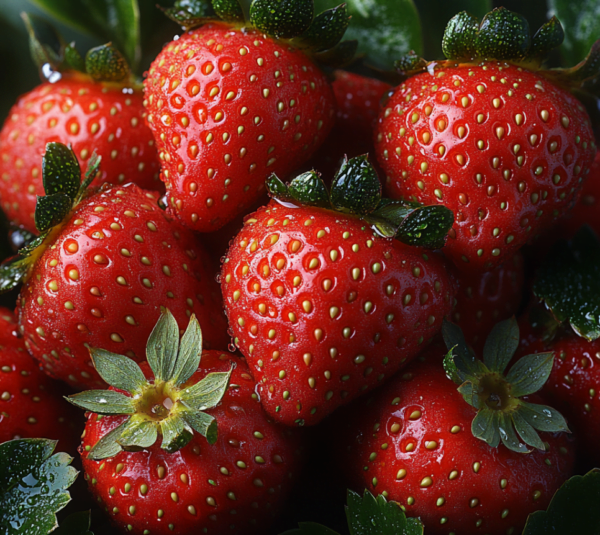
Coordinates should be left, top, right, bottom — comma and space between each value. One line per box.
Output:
221, 200, 456, 426
144, 22, 335, 233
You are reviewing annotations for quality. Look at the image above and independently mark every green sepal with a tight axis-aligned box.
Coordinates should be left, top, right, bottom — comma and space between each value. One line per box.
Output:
146, 309, 180, 383
331, 155, 381, 215
513, 409, 547, 451
35, 193, 73, 234
471, 406, 500, 448
482, 317, 519, 374
266, 173, 294, 203
162, 0, 217, 30
172, 314, 203, 387
0, 256, 32, 294
294, 4, 350, 52
442, 11, 479, 60
21, 12, 64, 72
212, 0, 245, 22
85, 43, 130, 83
394, 52, 427, 76
75, 151, 102, 204
180, 368, 233, 410
312, 39, 358, 68
497, 411, 530, 453
181, 410, 218, 444
519, 401, 570, 433
457, 381, 476, 407
42, 142, 81, 200
394, 205, 454, 249
160, 415, 194, 453
506, 352, 554, 397
287, 171, 330, 208
89, 348, 147, 394
87, 419, 129, 461
560, 39, 600, 84
64, 42, 86, 72
118, 419, 159, 449
18, 234, 48, 258
442, 320, 479, 380
475, 7, 531, 60
67, 390, 136, 415
443, 346, 461, 384
250, 0, 314, 39
527, 16, 564, 63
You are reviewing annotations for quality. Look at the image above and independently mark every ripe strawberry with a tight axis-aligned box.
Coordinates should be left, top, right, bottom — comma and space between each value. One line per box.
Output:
336, 320, 574, 535
221, 155, 456, 426
0, 306, 81, 451
0, 143, 227, 389
143, 0, 354, 232
71, 311, 301, 535
0, 33, 161, 234
452, 251, 524, 351
375, 8, 597, 272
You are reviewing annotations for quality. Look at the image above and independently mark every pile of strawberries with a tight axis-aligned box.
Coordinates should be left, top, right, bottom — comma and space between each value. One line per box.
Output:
1, 1, 600, 534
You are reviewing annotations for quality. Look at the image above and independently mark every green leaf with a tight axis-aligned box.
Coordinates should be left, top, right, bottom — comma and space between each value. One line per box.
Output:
146, 309, 180, 383
513, 409, 546, 451
35, 193, 73, 234
89, 348, 146, 393
0, 439, 77, 534
0, 256, 31, 294
287, 171, 330, 208
518, 401, 570, 433
42, 142, 81, 200
87, 419, 129, 460
548, 0, 600, 65
53, 510, 94, 535
331, 155, 381, 215
180, 369, 232, 410
441, 10, 479, 60
523, 469, 600, 534
345, 489, 424, 535
29, 0, 107, 38
104, 0, 141, 71
506, 352, 554, 397
482, 317, 519, 374
533, 226, 600, 341
471, 406, 500, 448
441, 320, 479, 380
250, 0, 314, 39
67, 390, 136, 415
181, 410, 218, 444
171, 314, 203, 387
160, 415, 194, 453
497, 411, 530, 453
118, 419, 159, 449
85, 43, 130, 82
280, 523, 341, 535
395, 205, 453, 249
213, 0, 245, 21
475, 7, 531, 60
21, 12, 64, 71
296, 4, 350, 52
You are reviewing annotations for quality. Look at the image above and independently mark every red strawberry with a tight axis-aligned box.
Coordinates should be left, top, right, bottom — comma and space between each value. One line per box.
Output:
0, 38, 161, 234
221, 156, 456, 426
1, 143, 227, 389
143, 0, 355, 232
452, 251, 524, 351
0, 306, 81, 451
375, 8, 597, 272
71, 310, 301, 535
336, 320, 575, 535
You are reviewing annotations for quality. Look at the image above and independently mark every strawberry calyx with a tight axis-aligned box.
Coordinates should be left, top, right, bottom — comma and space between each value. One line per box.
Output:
163, 0, 356, 67
22, 12, 134, 85
442, 317, 570, 453
266, 154, 454, 249
0, 142, 101, 293
67, 309, 232, 460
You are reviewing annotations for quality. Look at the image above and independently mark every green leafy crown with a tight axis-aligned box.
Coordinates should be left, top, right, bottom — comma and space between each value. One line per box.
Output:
67, 309, 232, 460
442, 317, 569, 453
267, 154, 454, 249
164, 0, 356, 66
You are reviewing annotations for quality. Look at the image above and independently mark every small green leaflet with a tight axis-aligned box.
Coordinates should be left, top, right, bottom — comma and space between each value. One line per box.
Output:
523, 469, 600, 534
533, 226, 600, 341
0, 439, 78, 534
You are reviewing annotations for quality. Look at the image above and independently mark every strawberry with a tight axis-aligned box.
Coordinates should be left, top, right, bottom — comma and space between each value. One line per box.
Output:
70, 310, 302, 535
375, 8, 598, 272
336, 319, 575, 535
221, 155, 456, 426
0, 306, 80, 451
0, 142, 227, 389
143, 0, 355, 232
0, 22, 161, 234
452, 251, 524, 351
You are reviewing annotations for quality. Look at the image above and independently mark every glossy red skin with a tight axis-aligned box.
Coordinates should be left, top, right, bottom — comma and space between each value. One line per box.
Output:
0, 307, 81, 452
81, 352, 302, 535
143, 22, 336, 233
306, 71, 391, 180
221, 200, 456, 426
0, 74, 161, 233
453, 251, 524, 352
19, 183, 228, 390
337, 349, 575, 535
375, 62, 596, 273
